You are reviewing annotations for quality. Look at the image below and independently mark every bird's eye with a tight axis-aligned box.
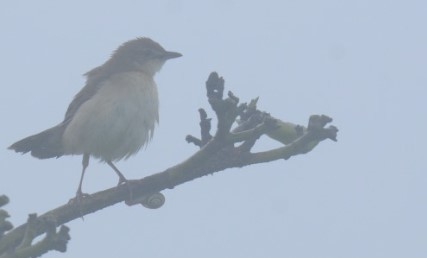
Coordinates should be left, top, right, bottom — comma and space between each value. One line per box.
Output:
144, 49, 156, 57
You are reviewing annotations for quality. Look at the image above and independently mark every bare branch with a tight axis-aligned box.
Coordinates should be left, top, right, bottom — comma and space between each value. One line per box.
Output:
1, 72, 338, 256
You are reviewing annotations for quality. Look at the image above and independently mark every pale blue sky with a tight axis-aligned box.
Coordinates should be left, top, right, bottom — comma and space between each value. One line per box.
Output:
1, 1, 426, 258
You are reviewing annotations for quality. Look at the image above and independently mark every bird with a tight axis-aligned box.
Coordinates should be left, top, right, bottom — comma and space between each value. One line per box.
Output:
8, 37, 182, 200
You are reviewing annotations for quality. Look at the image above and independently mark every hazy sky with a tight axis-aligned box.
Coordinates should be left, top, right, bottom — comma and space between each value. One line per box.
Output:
1, 1, 426, 258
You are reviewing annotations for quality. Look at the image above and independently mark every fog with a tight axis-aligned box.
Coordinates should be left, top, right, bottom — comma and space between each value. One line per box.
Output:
1, 1, 426, 258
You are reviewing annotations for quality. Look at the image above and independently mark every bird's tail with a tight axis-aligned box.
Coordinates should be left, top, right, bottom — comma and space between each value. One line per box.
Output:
8, 125, 65, 159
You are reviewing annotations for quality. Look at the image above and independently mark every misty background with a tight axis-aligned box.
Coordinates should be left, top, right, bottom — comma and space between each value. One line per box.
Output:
1, 1, 426, 258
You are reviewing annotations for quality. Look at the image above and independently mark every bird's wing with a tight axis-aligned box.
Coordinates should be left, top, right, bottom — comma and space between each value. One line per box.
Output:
63, 69, 108, 124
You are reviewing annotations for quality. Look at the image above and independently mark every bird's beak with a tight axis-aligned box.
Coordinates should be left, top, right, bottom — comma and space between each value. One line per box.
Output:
162, 51, 182, 59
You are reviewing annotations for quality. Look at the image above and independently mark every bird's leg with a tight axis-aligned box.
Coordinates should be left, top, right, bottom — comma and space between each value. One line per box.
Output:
107, 160, 133, 200
69, 153, 90, 213
106, 161, 128, 185
76, 153, 90, 197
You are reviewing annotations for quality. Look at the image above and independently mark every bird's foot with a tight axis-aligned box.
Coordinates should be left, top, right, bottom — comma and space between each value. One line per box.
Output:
68, 190, 90, 203
117, 175, 128, 186
117, 177, 135, 201
68, 190, 90, 219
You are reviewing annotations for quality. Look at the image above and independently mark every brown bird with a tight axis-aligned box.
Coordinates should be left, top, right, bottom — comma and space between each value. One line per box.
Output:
9, 37, 182, 199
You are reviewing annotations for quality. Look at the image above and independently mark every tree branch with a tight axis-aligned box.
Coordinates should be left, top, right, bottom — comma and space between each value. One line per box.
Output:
1, 72, 338, 256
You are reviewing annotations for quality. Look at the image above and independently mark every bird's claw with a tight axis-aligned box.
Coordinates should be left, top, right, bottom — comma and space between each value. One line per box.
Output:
117, 178, 134, 201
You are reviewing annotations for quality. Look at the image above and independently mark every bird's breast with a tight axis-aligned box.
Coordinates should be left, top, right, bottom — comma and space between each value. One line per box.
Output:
62, 71, 159, 161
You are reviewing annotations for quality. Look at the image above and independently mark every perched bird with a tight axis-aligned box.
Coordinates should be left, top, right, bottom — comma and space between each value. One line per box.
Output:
9, 37, 182, 199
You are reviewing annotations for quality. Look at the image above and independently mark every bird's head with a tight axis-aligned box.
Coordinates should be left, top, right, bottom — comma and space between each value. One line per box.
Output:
109, 37, 182, 76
